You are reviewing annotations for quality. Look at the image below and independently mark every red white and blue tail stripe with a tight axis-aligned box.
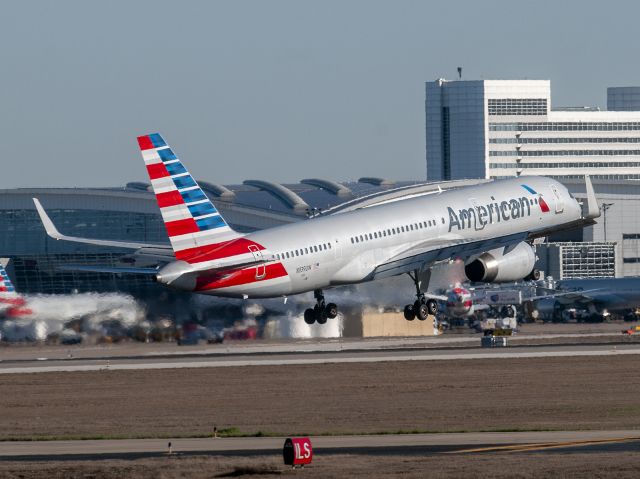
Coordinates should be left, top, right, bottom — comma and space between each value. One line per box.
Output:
137, 133, 241, 254
0, 264, 27, 307
0, 264, 16, 294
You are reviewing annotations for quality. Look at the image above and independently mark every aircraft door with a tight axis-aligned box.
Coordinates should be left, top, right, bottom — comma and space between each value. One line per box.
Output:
333, 239, 342, 260
248, 245, 266, 280
549, 184, 564, 213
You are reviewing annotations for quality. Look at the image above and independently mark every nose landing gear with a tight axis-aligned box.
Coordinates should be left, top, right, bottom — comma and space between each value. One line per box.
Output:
304, 289, 338, 325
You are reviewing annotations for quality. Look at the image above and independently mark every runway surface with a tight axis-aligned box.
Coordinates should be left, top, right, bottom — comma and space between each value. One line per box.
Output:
2, 430, 639, 461
0, 322, 630, 362
0, 342, 638, 374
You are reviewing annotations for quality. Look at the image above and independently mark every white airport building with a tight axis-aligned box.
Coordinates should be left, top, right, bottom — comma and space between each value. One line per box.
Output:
426, 80, 640, 181
425, 79, 640, 278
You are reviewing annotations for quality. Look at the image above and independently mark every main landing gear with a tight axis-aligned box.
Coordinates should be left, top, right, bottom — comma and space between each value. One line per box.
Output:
403, 270, 438, 321
304, 289, 338, 325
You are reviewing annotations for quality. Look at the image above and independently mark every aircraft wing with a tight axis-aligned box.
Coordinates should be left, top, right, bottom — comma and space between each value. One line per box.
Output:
372, 232, 529, 280
529, 288, 604, 304
33, 198, 171, 251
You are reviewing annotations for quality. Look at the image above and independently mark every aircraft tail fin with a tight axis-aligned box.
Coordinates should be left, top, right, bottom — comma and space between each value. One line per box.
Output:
0, 263, 27, 307
0, 264, 16, 294
137, 133, 242, 257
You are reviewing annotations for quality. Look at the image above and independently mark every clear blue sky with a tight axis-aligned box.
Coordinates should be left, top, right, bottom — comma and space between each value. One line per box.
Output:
2, 0, 639, 188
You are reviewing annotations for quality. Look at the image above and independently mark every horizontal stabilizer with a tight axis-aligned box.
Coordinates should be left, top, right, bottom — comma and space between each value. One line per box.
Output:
57, 265, 159, 275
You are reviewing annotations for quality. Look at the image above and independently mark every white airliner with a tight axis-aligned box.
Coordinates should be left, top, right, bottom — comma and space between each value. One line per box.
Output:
34, 133, 600, 325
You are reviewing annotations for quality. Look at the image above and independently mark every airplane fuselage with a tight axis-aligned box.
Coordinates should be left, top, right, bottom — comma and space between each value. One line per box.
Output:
186, 177, 582, 298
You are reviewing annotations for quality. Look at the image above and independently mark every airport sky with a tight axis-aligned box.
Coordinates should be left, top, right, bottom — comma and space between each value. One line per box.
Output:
2, 0, 639, 188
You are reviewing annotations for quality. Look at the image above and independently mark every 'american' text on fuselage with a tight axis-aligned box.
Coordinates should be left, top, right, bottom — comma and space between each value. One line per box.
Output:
448, 195, 532, 232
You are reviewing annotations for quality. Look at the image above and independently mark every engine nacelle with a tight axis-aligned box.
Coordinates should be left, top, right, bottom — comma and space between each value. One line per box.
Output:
464, 242, 536, 283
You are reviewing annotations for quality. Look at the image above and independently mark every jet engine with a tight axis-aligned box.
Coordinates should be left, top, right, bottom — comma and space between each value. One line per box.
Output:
464, 242, 536, 283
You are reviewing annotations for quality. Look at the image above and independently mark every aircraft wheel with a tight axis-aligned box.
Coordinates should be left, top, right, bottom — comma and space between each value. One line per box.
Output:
403, 304, 415, 321
415, 303, 429, 321
426, 299, 438, 316
317, 310, 328, 325
325, 303, 338, 319
304, 308, 316, 325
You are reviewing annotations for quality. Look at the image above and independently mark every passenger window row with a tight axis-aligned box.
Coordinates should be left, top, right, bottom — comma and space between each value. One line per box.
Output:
275, 242, 332, 261
349, 220, 436, 244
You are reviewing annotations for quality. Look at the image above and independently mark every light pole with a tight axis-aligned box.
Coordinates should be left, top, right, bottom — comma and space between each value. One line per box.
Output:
601, 202, 614, 242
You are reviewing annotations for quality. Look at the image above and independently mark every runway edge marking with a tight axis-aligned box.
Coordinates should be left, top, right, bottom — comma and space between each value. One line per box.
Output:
446, 437, 640, 454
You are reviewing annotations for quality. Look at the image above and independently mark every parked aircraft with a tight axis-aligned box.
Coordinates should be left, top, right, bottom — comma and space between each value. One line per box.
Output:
0, 263, 143, 342
533, 277, 640, 321
34, 133, 600, 325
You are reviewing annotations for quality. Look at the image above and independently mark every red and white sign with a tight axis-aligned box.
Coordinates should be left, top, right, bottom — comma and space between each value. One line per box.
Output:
283, 437, 312, 466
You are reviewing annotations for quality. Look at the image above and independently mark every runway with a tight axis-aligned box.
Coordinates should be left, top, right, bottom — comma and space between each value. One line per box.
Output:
0, 342, 638, 374
2, 430, 639, 461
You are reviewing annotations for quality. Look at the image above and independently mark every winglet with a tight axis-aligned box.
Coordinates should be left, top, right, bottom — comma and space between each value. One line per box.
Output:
583, 175, 600, 219
33, 198, 64, 240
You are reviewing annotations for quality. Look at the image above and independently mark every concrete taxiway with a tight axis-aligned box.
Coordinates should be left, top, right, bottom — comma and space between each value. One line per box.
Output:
2, 430, 639, 461
0, 342, 638, 374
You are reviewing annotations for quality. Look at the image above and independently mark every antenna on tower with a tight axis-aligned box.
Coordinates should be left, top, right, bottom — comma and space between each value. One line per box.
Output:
457, 67, 462, 79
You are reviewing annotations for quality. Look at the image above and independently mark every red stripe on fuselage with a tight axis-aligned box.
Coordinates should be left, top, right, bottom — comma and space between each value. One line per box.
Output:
156, 190, 184, 208
165, 218, 199, 237
6, 307, 33, 317
137, 135, 154, 150
147, 162, 169, 180
175, 238, 265, 264
0, 297, 25, 306
195, 262, 288, 291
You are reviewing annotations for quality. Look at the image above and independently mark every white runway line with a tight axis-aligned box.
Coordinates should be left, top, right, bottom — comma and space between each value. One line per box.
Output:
1, 347, 639, 374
